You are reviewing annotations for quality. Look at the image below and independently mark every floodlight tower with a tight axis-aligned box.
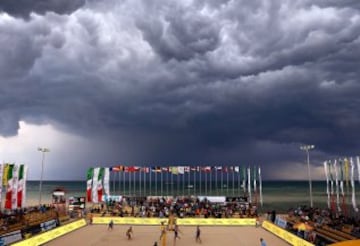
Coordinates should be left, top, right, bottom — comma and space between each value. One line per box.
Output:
300, 144, 315, 208
38, 147, 50, 205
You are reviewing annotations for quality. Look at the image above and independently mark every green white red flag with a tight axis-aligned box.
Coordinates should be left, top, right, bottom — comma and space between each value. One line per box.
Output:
86, 168, 94, 202
5, 164, 14, 209
91, 167, 100, 203
97, 168, 105, 202
17, 164, 27, 208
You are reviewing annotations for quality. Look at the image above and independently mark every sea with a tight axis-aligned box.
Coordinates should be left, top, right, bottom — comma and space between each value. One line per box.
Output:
13, 180, 360, 214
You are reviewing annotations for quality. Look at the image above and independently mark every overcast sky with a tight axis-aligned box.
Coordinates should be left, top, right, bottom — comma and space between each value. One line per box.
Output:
1, 0, 360, 181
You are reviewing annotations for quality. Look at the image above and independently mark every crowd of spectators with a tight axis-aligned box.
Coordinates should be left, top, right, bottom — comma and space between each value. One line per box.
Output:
90, 195, 257, 219
0, 204, 63, 236
284, 205, 360, 245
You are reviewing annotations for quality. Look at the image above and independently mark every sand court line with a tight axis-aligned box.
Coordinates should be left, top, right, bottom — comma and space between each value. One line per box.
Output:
44, 224, 291, 246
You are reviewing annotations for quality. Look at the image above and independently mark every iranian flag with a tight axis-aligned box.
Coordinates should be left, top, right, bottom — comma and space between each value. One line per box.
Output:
86, 168, 94, 202
5, 164, 14, 209
97, 168, 105, 202
11, 165, 19, 209
17, 164, 28, 208
103, 168, 110, 198
91, 168, 100, 203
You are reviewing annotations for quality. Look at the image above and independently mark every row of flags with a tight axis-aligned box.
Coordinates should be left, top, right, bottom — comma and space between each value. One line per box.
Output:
86, 167, 110, 203
324, 157, 360, 214
110, 165, 249, 174
0, 164, 28, 209
86, 165, 263, 206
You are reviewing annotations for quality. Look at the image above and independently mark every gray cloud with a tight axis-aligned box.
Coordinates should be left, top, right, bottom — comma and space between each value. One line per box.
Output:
0, 0, 86, 19
1, 0, 360, 179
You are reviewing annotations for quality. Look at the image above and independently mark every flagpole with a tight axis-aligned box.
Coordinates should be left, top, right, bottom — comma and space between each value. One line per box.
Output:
210, 167, 212, 196
215, 167, 218, 196
167, 169, 169, 196
237, 166, 240, 196
139, 168, 142, 197
243, 168, 246, 195
188, 168, 190, 196
177, 171, 180, 197
171, 168, 174, 196
259, 166, 263, 207
133, 171, 136, 197
143, 167, 146, 197
118, 171, 120, 196
150, 168, 152, 196
232, 167, 235, 196
156, 169, 158, 196
161, 170, 163, 197
226, 167, 229, 196
112, 170, 115, 194
122, 171, 125, 196
193, 167, 196, 196
205, 168, 208, 196
221, 166, 223, 195
254, 166, 258, 207
199, 167, 202, 195
128, 170, 131, 196
182, 168, 185, 196
248, 167, 252, 203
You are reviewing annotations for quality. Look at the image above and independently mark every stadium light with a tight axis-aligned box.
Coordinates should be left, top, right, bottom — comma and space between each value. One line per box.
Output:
38, 147, 50, 205
300, 144, 315, 208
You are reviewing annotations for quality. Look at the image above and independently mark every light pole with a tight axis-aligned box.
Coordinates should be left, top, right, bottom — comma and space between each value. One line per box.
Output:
300, 144, 315, 208
38, 147, 50, 205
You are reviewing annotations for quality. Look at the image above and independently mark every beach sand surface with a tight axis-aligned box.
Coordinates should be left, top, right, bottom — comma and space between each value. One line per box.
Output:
45, 224, 290, 246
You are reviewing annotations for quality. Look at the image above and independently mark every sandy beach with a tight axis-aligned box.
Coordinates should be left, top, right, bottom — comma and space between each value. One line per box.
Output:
45, 224, 290, 246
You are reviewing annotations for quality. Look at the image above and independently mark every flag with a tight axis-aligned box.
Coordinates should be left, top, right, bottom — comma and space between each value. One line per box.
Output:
340, 160, 344, 197
247, 167, 251, 203
184, 166, 190, 173
215, 166, 222, 172
328, 161, 336, 212
234, 166, 240, 173
11, 165, 19, 209
202, 166, 211, 172
17, 164, 26, 208
324, 161, 330, 209
344, 158, 349, 188
334, 160, 340, 211
97, 168, 105, 202
103, 168, 110, 197
190, 166, 200, 172
111, 165, 124, 172
350, 158, 358, 212
91, 167, 100, 203
127, 166, 138, 172
242, 167, 246, 193
162, 167, 169, 172
152, 167, 161, 173
171, 166, 178, 175
258, 167, 263, 207
3, 164, 9, 186
142, 167, 150, 173
178, 166, 185, 175
86, 167, 94, 202
5, 164, 14, 209
253, 166, 257, 193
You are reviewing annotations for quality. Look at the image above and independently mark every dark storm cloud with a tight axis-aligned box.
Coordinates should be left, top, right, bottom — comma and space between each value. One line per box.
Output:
0, 0, 86, 19
1, 0, 360, 177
